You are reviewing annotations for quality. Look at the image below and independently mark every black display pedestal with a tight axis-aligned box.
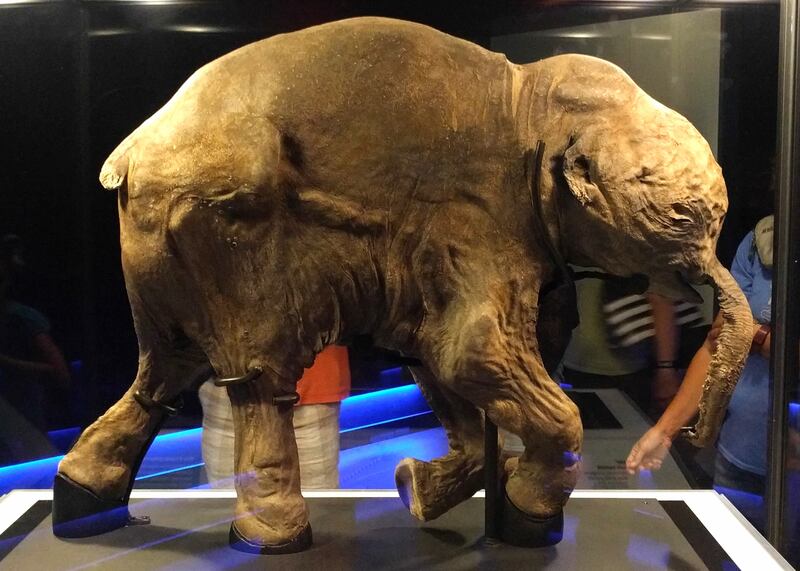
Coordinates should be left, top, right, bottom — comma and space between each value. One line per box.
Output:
0, 489, 780, 570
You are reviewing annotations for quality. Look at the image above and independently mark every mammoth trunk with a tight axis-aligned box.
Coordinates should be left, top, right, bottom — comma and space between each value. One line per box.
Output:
686, 263, 752, 446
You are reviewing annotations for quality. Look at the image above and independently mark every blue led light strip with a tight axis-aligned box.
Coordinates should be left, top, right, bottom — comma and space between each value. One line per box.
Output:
135, 462, 206, 481
339, 383, 430, 431
339, 410, 433, 434
0, 381, 433, 491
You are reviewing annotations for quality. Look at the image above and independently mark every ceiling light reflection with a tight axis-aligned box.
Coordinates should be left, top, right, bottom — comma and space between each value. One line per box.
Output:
633, 34, 672, 41
163, 24, 239, 34
90, 28, 133, 37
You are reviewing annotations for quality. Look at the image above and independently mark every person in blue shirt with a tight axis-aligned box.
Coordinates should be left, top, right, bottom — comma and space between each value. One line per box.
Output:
626, 215, 774, 531
0, 235, 70, 434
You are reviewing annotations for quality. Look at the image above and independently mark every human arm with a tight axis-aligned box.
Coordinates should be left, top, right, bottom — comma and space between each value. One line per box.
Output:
648, 293, 682, 413
626, 317, 716, 473
628, 306, 773, 473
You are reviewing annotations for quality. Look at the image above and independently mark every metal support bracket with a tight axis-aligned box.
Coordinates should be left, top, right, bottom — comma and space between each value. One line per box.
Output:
133, 390, 183, 416
272, 392, 300, 407
214, 367, 263, 387
127, 515, 151, 527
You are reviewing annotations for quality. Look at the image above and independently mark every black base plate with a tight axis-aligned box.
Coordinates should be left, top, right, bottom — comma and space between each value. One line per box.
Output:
0, 496, 726, 570
499, 492, 564, 547
229, 521, 313, 554
51, 474, 131, 538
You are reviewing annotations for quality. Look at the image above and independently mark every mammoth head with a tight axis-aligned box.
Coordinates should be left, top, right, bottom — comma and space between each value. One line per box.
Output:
560, 102, 727, 302
557, 98, 750, 447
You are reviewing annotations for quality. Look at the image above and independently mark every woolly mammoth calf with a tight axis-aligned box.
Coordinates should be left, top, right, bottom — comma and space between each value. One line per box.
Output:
52, 17, 752, 553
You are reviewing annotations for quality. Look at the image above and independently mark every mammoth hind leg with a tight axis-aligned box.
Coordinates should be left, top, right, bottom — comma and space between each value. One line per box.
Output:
395, 366, 488, 521
226, 375, 310, 554
53, 350, 210, 538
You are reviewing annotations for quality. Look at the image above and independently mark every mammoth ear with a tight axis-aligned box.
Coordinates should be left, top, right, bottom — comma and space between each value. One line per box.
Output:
562, 143, 601, 206
99, 151, 129, 191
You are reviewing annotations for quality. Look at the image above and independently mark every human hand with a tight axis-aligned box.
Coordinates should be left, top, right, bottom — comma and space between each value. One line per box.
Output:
626, 426, 672, 474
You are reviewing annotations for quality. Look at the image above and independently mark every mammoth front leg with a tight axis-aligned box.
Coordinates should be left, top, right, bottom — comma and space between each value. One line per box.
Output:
427, 292, 583, 546
489, 378, 582, 543
395, 366, 487, 521
226, 376, 311, 554
53, 349, 207, 537
468, 314, 581, 545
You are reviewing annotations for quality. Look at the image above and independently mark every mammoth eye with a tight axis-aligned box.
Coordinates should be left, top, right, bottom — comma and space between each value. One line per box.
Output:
669, 203, 695, 224
573, 155, 592, 183
574, 155, 590, 170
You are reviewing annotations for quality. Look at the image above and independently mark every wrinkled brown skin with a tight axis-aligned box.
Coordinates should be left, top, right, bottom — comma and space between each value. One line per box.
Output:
57, 17, 752, 546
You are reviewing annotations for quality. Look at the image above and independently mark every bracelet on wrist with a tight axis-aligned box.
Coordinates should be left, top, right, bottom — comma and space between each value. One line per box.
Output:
752, 324, 771, 351
654, 360, 677, 369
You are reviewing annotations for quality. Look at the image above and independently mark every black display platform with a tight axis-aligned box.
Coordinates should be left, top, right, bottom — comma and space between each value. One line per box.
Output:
0, 490, 787, 570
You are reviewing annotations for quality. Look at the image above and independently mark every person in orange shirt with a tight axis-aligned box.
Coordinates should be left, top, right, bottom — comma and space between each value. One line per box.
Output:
199, 345, 351, 488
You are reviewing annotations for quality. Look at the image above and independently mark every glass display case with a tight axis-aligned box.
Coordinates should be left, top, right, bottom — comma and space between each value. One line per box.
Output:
0, 1, 796, 568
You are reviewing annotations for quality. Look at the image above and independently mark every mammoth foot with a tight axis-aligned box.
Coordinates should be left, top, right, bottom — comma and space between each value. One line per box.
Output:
229, 521, 313, 555
494, 455, 576, 547
395, 458, 428, 520
395, 456, 484, 521
52, 473, 144, 538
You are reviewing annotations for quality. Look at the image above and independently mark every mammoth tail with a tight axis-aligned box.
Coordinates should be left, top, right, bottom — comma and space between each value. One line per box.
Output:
100, 140, 133, 191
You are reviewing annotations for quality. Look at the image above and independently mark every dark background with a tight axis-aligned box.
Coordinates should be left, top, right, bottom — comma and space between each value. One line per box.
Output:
0, 0, 779, 427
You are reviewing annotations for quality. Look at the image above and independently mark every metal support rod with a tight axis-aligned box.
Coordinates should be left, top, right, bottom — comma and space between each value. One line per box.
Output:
768, 0, 800, 555
484, 417, 500, 542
